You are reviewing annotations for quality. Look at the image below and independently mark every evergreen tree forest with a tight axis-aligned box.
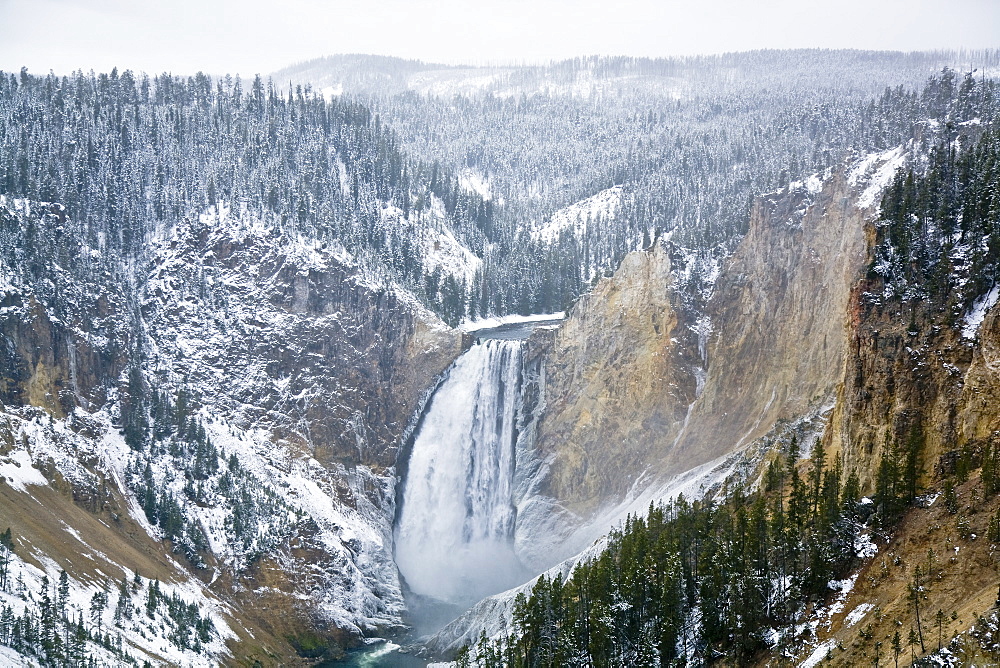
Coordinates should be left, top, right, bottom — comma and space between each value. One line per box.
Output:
457, 438, 862, 667
872, 117, 1000, 318
2, 61, 997, 326
330, 58, 1000, 314
0, 68, 494, 325
460, 429, 1000, 667
0, 531, 218, 667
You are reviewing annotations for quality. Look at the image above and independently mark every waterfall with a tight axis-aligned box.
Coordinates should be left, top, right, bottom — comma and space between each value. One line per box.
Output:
394, 339, 528, 606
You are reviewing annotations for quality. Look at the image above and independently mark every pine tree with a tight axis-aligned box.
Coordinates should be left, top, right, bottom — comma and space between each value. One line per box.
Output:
809, 437, 826, 519
909, 565, 927, 652
0, 528, 13, 590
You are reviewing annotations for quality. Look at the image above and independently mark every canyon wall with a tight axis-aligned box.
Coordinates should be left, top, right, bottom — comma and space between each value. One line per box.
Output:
521, 164, 880, 550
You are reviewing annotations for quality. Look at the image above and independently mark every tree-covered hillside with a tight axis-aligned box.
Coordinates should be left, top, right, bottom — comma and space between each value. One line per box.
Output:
280, 52, 1000, 317
872, 120, 1000, 320
2, 57, 998, 327
0, 68, 492, 325
458, 437, 863, 666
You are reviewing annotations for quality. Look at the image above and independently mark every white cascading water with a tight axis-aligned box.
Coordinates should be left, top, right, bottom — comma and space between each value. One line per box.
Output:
394, 339, 527, 606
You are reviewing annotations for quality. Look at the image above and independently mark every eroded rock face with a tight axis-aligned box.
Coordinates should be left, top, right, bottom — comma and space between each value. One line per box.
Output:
664, 170, 870, 476
522, 166, 874, 544
959, 307, 1000, 440
141, 217, 463, 470
528, 242, 696, 518
830, 250, 1000, 491
0, 203, 131, 417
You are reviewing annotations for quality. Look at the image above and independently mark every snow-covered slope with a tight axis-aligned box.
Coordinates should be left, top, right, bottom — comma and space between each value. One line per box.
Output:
0, 404, 237, 666
0, 197, 465, 662
531, 185, 623, 245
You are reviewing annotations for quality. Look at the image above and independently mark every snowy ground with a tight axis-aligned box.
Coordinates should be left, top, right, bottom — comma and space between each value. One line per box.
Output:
962, 283, 1000, 339
0, 546, 234, 666
849, 146, 908, 210
461, 311, 565, 332
0, 408, 236, 666
531, 186, 623, 244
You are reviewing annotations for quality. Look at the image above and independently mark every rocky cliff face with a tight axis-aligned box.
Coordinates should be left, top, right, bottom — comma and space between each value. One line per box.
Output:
518, 162, 883, 554
829, 234, 1000, 492
142, 209, 463, 469
663, 168, 871, 476
959, 307, 1000, 439
527, 241, 697, 517
0, 202, 132, 417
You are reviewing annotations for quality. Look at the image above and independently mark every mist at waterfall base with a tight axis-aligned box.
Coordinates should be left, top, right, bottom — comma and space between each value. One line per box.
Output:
395, 339, 530, 608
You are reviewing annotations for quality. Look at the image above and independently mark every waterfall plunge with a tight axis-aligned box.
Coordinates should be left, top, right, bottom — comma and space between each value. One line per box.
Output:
395, 339, 528, 606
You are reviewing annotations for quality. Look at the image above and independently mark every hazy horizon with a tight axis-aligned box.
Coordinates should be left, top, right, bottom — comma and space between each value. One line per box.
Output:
1, 0, 997, 78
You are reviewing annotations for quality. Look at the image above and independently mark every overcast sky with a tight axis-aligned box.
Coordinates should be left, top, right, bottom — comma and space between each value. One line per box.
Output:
0, 0, 997, 77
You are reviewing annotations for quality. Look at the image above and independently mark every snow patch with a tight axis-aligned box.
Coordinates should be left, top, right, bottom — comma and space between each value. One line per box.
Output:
919, 491, 942, 507
851, 146, 907, 210
855, 532, 878, 559
799, 639, 835, 668
962, 283, 1000, 339
787, 171, 828, 196
0, 449, 47, 492
532, 186, 623, 244
459, 169, 492, 201
320, 84, 344, 98
825, 574, 858, 622
845, 603, 874, 627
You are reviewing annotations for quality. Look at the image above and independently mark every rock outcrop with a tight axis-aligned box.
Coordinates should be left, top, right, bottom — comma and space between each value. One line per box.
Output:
142, 212, 463, 470
828, 236, 1000, 492
528, 241, 696, 517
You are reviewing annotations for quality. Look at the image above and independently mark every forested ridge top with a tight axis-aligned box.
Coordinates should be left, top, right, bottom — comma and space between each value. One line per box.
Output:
2, 56, 998, 326
277, 52, 1000, 322
0, 67, 494, 324
276, 50, 1000, 94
